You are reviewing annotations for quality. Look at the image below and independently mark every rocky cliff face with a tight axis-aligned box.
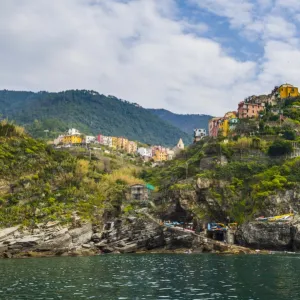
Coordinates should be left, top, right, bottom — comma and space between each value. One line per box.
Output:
236, 217, 300, 251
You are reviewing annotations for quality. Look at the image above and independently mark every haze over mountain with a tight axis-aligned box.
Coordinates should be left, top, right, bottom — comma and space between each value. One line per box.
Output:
0, 89, 193, 146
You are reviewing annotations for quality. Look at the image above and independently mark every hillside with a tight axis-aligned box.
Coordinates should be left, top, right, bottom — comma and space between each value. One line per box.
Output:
0, 90, 191, 146
0, 121, 146, 227
148, 109, 212, 136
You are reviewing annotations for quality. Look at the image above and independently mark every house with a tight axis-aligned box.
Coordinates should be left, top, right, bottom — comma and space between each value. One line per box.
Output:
209, 117, 222, 137
129, 184, 155, 201
126, 141, 137, 154
194, 128, 207, 142
85, 136, 96, 144
167, 149, 175, 160
153, 149, 168, 162
277, 84, 299, 99
53, 135, 64, 145
117, 137, 129, 150
112, 137, 118, 149
67, 128, 80, 136
137, 147, 152, 158
237, 101, 265, 119
62, 135, 82, 145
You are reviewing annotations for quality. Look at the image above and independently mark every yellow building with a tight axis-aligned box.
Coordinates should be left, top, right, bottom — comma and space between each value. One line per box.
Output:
221, 111, 237, 137
126, 141, 137, 154
117, 137, 129, 150
278, 84, 299, 99
153, 150, 168, 162
112, 137, 118, 149
62, 135, 82, 144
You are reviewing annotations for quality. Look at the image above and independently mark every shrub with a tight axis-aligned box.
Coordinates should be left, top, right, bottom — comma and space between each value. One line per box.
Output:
267, 140, 293, 156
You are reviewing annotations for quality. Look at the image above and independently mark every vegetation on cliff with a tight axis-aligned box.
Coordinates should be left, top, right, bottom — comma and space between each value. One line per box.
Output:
0, 121, 144, 227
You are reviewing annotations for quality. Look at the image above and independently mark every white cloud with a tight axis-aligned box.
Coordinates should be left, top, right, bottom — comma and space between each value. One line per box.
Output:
0, 0, 300, 117
0, 0, 258, 115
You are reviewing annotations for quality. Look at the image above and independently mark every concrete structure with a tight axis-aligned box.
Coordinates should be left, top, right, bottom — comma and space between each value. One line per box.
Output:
117, 137, 129, 150
112, 137, 118, 149
62, 135, 82, 144
53, 135, 64, 145
176, 138, 184, 150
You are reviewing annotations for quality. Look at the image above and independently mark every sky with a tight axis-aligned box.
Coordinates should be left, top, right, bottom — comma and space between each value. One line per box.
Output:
1, 0, 300, 115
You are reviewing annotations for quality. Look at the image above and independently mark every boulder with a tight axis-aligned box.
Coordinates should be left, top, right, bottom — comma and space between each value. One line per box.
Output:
37, 233, 72, 251
16, 236, 41, 247
118, 243, 138, 253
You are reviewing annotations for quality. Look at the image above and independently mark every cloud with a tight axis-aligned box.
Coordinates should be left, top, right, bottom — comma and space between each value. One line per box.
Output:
0, 0, 300, 117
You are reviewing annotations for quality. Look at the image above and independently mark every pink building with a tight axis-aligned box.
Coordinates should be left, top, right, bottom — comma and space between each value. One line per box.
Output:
238, 101, 265, 119
208, 117, 222, 137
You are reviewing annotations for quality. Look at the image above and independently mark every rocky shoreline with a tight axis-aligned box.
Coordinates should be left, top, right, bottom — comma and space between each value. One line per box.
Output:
2, 214, 300, 259
0, 215, 259, 259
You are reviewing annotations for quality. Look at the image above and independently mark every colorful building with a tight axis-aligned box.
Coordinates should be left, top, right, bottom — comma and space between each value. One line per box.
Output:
117, 137, 129, 150
153, 149, 168, 162
126, 141, 137, 154
237, 101, 265, 119
208, 117, 222, 137
277, 84, 299, 99
112, 137, 118, 149
62, 135, 82, 144
194, 128, 207, 143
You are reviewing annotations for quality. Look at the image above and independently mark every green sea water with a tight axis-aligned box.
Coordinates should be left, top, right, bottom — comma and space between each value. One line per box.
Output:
0, 254, 299, 300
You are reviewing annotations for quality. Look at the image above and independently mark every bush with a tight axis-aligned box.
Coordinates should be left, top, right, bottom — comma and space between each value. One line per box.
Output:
267, 140, 293, 156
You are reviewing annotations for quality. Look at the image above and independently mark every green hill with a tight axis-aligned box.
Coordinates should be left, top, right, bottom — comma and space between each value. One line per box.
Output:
148, 109, 212, 136
0, 90, 191, 146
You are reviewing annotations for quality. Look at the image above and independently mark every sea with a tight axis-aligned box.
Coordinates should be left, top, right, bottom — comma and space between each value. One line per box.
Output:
0, 254, 299, 300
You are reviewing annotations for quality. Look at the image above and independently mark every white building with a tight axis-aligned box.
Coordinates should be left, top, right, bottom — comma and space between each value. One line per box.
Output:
85, 136, 96, 144
137, 147, 152, 158
53, 135, 64, 145
167, 149, 175, 160
68, 128, 80, 135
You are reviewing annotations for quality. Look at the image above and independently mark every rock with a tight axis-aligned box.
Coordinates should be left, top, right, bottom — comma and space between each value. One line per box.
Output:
91, 233, 102, 242
69, 224, 93, 246
3, 252, 12, 259
101, 246, 115, 253
94, 240, 108, 248
118, 243, 138, 253
45, 221, 60, 229
127, 216, 137, 223
82, 244, 91, 249
0, 243, 8, 253
0, 226, 20, 241
37, 233, 72, 251
236, 222, 292, 250
16, 236, 41, 247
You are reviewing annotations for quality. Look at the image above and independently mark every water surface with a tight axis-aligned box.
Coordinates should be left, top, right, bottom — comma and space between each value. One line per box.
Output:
0, 254, 299, 299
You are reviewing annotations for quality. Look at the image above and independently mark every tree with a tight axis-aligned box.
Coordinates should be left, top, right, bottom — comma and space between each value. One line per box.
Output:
267, 140, 293, 156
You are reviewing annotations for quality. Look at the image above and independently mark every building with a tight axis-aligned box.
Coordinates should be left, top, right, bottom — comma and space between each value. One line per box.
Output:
277, 84, 299, 99
117, 137, 129, 150
237, 101, 265, 119
67, 128, 80, 136
53, 135, 64, 145
129, 184, 155, 201
194, 128, 207, 142
229, 118, 239, 131
112, 137, 118, 149
209, 117, 222, 137
62, 135, 82, 145
85, 136, 96, 144
137, 147, 152, 158
167, 149, 175, 160
126, 141, 137, 154
176, 138, 184, 150
153, 149, 168, 162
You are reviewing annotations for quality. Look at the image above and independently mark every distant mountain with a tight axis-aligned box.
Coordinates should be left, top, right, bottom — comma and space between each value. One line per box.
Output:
0, 90, 191, 146
148, 109, 212, 136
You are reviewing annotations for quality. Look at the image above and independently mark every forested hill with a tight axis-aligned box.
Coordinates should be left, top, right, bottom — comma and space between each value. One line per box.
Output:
0, 90, 191, 146
148, 109, 212, 136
